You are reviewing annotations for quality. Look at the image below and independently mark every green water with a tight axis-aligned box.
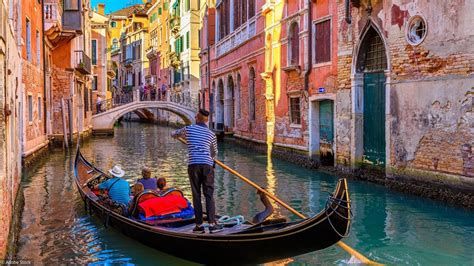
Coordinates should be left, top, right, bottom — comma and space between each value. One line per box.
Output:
15, 124, 474, 265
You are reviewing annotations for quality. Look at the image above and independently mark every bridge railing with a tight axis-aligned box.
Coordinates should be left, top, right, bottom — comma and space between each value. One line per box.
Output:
93, 89, 197, 116
94, 92, 134, 115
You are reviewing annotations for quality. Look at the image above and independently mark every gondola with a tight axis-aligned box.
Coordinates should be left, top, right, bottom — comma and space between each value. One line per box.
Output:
74, 148, 352, 264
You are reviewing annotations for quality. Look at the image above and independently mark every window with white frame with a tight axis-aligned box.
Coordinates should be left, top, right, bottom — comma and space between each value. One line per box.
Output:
91, 39, 97, 65
26, 18, 31, 61
289, 96, 301, 125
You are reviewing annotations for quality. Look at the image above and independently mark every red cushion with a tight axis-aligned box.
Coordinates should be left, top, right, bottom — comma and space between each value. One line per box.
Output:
138, 194, 188, 218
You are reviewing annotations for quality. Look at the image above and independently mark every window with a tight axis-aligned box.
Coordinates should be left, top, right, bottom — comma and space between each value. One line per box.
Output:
314, 19, 331, 64
28, 95, 33, 121
36, 30, 40, 65
111, 21, 117, 28
289, 97, 301, 124
406, 15, 427, 46
112, 38, 118, 49
37, 97, 41, 120
91, 40, 97, 65
92, 76, 98, 90
186, 31, 189, 49
186, 0, 190, 11
248, 0, 255, 18
248, 67, 256, 121
26, 18, 31, 61
64, 0, 79, 11
288, 22, 299, 66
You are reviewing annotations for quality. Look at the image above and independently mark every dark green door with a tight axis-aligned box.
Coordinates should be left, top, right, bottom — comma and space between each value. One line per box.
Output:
363, 72, 386, 165
319, 100, 334, 144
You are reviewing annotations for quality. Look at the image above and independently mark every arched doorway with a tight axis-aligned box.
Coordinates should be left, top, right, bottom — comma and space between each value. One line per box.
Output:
217, 79, 225, 131
355, 25, 388, 166
226, 75, 235, 130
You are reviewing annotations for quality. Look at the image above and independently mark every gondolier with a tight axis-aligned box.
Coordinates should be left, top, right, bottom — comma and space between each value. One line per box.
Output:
172, 109, 223, 234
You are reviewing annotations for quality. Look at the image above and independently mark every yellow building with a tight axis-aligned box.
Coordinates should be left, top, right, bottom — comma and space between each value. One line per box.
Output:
146, 0, 170, 93
118, 4, 151, 99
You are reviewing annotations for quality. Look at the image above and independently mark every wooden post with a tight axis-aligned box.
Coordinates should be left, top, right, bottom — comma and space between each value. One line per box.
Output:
67, 98, 73, 145
61, 98, 69, 149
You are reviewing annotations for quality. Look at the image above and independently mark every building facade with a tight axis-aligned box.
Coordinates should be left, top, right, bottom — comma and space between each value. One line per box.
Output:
45, 0, 93, 144
168, 0, 200, 109
119, 5, 150, 101
336, 0, 474, 181
0, 0, 22, 258
21, 0, 48, 160
91, 5, 112, 113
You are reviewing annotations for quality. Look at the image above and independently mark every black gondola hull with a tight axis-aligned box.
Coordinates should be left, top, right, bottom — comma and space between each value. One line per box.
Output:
74, 149, 351, 264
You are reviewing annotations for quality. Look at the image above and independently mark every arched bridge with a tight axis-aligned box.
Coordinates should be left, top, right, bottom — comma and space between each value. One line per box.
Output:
92, 97, 197, 134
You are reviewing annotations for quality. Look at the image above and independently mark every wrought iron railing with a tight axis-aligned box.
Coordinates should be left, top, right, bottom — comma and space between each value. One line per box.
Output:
74, 50, 91, 74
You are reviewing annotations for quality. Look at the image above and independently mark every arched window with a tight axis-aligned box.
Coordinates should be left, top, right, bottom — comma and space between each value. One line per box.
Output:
248, 67, 256, 121
289, 22, 299, 66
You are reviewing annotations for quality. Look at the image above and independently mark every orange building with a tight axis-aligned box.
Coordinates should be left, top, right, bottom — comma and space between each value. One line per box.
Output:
44, 0, 93, 144
21, 0, 48, 160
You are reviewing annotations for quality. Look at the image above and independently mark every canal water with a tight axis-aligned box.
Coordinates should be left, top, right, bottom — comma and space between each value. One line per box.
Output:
15, 123, 474, 265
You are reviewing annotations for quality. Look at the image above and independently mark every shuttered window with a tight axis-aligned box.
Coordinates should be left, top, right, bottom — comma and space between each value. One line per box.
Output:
314, 19, 331, 64
248, 0, 255, 18
289, 22, 299, 66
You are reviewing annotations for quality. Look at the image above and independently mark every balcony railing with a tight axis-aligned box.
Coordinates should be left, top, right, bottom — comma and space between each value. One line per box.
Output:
74, 50, 91, 74
216, 18, 257, 57
44, 2, 62, 30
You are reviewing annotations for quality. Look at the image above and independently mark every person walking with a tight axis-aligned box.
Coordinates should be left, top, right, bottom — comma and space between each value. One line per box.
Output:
172, 109, 222, 234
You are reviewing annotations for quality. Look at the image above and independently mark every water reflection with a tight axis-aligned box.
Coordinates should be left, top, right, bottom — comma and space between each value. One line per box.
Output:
15, 123, 474, 265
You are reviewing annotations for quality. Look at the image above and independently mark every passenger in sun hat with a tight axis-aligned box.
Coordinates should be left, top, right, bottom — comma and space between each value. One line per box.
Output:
94, 165, 131, 206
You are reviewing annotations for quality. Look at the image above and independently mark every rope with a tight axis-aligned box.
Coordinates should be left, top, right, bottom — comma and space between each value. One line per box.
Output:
325, 192, 352, 238
218, 215, 245, 225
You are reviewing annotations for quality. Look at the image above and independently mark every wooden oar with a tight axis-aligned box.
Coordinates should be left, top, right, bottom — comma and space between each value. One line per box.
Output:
176, 137, 381, 265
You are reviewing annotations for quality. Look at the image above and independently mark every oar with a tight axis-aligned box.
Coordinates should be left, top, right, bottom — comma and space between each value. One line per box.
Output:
176, 137, 381, 265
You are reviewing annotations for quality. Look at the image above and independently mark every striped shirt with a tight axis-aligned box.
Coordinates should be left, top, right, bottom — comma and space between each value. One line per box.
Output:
173, 123, 218, 166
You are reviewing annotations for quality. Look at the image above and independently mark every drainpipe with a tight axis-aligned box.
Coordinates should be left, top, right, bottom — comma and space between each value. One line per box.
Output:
41, 0, 47, 135
207, 7, 212, 125
304, 0, 313, 92
345, 0, 352, 24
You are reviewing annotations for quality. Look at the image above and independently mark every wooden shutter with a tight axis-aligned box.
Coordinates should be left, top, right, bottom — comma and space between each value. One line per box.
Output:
315, 20, 331, 63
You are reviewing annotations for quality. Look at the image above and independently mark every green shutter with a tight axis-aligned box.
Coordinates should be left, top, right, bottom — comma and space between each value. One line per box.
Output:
158, 7, 162, 15
186, 32, 189, 49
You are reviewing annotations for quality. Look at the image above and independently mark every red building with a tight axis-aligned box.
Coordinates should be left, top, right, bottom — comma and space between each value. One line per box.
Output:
200, 0, 339, 166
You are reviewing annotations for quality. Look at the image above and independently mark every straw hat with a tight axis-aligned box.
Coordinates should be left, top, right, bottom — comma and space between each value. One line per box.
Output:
109, 165, 125, 178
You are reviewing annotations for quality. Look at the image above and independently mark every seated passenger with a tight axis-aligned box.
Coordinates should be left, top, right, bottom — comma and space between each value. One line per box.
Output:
94, 165, 131, 207
156, 177, 182, 197
137, 167, 157, 190
131, 183, 144, 198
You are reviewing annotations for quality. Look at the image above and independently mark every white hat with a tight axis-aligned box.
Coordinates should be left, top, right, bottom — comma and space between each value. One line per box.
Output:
108, 165, 125, 178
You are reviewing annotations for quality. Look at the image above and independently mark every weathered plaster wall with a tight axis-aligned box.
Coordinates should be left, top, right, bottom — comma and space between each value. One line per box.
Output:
336, 0, 474, 182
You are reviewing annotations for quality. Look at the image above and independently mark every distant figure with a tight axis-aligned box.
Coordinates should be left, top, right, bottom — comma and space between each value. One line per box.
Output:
96, 95, 102, 113
94, 165, 131, 206
137, 167, 157, 190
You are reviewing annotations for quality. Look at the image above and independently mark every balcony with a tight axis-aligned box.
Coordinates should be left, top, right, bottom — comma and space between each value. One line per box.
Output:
170, 17, 180, 35
63, 3, 83, 34
107, 60, 116, 78
44, 2, 62, 30
44, 1, 78, 46
146, 47, 158, 59
215, 18, 257, 57
74, 50, 91, 74
123, 58, 133, 67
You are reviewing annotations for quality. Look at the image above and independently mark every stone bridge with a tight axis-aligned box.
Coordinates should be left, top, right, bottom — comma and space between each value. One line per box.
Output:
92, 100, 197, 134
